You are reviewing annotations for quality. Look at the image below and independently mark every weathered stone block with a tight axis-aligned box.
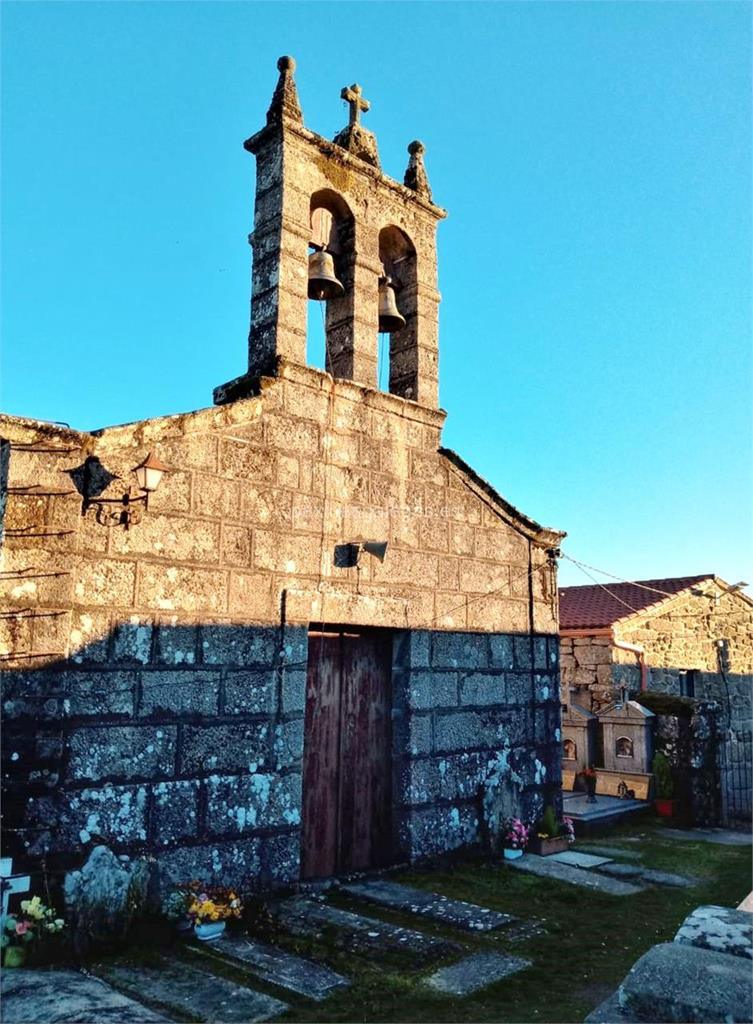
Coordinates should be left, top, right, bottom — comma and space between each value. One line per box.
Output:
206, 772, 302, 834
281, 669, 306, 714
74, 560, 136, 608
138, 564, 227, 614
408, 671, 458, 709
401, 713, 432, 756
489, 634, 515, 669
506, 671, 533, 704
261, 832, 301, 886
156, 622, 199, 665
111, 619, 154, 664
140, 671, 220, 718
405, 803, 479, 860
180, 723, 269, 774
432, 632, 489, 670
513, 636, 532, 670
401, 759, 441, 805
224, 669, 276, 715
152, 780, 200, 846
27, 785, 149, 853
68, 726, 176, 782
459, 672, 505, 707
156, 838, 262, 892
272, 720, 304, 769
201, 624, 278, 666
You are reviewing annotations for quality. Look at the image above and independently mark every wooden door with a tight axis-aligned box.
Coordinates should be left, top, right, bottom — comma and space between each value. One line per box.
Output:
301, 627, 393, 879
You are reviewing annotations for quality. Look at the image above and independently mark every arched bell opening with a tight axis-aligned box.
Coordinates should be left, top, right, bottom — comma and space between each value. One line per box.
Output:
307, 190, 355, 376
377, 226, 417, 398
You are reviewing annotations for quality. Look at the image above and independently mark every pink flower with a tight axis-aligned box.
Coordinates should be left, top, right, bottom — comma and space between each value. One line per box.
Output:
15, 921, 31, 935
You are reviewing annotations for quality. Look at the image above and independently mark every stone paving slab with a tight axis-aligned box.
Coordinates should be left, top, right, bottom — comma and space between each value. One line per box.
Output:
342, 879, 517, 932
674, 904, 753, 960
548, 851, 612, 869
597, 862, 643, 879
657, 827, 753, 846
573, 844, 643, 862
619, 941, 752, 1022
189, 932, 350, 1000
424, 952, 531, 996
97, 956, 288, 1022
274, 896, 461, 963
640, 868, 697, 888
507, 854, 645, 895
1, 968, 171, 1023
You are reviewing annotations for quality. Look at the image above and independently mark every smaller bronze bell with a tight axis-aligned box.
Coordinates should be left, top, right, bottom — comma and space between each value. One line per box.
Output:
308, 250, 345, 301
378, 276, 406, 333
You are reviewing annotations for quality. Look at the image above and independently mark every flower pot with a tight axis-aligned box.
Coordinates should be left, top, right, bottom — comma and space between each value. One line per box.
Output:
654, 798, 677, 818
528, 835, 569, 856
194, 921, 226, 942
4, 947, 27, 968
503, 847, 524, 860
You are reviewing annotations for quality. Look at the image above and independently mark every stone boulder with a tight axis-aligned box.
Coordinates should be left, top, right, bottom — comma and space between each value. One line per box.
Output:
63, 845, 153, 953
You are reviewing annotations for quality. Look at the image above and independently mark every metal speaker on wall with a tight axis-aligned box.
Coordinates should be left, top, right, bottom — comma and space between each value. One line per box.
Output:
378, 276, 406, 333
308, 249, 345, 301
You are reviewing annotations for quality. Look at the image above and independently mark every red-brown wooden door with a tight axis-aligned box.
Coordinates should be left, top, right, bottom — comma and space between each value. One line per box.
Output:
301, 627, 393, 879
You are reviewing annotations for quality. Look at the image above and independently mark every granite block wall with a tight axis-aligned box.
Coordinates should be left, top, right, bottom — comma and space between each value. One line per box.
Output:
2, 622, 308, 892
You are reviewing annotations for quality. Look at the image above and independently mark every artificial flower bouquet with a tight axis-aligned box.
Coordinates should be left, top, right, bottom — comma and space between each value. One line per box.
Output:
1, 895, 65, 967
528, 805, 573, 855
501, 817, 530, 851
165, 882, 243, 927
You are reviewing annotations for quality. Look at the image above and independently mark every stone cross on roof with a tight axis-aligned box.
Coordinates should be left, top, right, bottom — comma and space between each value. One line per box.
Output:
341, 84, 370, 126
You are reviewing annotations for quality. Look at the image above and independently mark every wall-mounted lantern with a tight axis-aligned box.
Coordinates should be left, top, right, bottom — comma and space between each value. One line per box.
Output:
83, 452, 169, 530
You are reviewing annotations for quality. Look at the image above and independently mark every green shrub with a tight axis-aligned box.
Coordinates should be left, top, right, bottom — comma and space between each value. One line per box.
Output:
652, 751, 674, 799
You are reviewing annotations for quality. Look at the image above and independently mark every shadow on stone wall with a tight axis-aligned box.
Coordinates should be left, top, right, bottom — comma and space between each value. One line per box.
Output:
1, 622, 564, 896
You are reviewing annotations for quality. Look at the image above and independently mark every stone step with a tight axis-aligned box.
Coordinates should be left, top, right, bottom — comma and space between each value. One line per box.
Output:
273, 896, 461, 963
507, 854, 645, 895
424, 951, 531, 996
341, 879, 517, 932
639, 868, 697, 888
1, 969, 171, 1024
188, 932, 350, 1000
96, 955, 288, 1023
618, 941, 752, 1022
674, 904, 753, 960
597, 862, 643, 880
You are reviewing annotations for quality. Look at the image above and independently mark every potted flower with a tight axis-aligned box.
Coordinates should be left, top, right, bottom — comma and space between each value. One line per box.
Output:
652, 751, 677, 818
169, 883, 243, 941
528, 806, 571, 856
1, 895, 65, 967
500, 817, 529, 860
577, 766, 598, 803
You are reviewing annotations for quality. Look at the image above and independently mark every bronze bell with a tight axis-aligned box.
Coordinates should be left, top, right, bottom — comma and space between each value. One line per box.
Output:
378, 276, 406, 333
308, 249, 344, 301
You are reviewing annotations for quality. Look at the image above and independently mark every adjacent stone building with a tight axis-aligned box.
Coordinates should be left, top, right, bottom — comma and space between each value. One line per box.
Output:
559, 575, 753, 822
0, 58, 564, 892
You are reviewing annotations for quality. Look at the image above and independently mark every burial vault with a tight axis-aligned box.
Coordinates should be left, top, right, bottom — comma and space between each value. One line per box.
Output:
1, 57, 564, 890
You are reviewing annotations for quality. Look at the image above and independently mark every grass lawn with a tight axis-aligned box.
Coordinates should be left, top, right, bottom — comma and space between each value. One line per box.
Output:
99, 820, 752, 1024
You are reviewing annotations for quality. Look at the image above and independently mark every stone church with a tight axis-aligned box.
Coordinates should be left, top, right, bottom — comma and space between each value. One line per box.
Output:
1, 57, 564, 892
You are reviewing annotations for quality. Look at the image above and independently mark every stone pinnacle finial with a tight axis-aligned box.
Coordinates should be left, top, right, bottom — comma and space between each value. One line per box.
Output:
266, 54, 303, 126
404, 140, 432, 202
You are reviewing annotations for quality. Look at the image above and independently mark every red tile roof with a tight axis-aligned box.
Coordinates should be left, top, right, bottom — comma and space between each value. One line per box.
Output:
559, 575, 715, 630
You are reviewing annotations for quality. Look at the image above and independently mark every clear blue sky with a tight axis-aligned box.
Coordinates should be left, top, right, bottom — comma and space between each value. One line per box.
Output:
2, 1, 751, 589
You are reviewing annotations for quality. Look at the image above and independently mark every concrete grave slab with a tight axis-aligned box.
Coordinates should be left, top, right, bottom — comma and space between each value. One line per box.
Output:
548, 851, 612, 869
1, 968, 170, 1024
657, 827, 753, 846
424, 952, 531, 996
342, 879, 517, 932
507, 854, 645, 895
674, 904, 753, 960
189, 932, 350, 1000
273, 896, 460, 963
97, 956, 288, 1022
584, 990, 634, 1023
572, 844, 643, 862
619, 941, 753, 1023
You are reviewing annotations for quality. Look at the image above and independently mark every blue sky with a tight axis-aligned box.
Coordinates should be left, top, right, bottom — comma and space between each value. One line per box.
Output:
2, 2, 751, 589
